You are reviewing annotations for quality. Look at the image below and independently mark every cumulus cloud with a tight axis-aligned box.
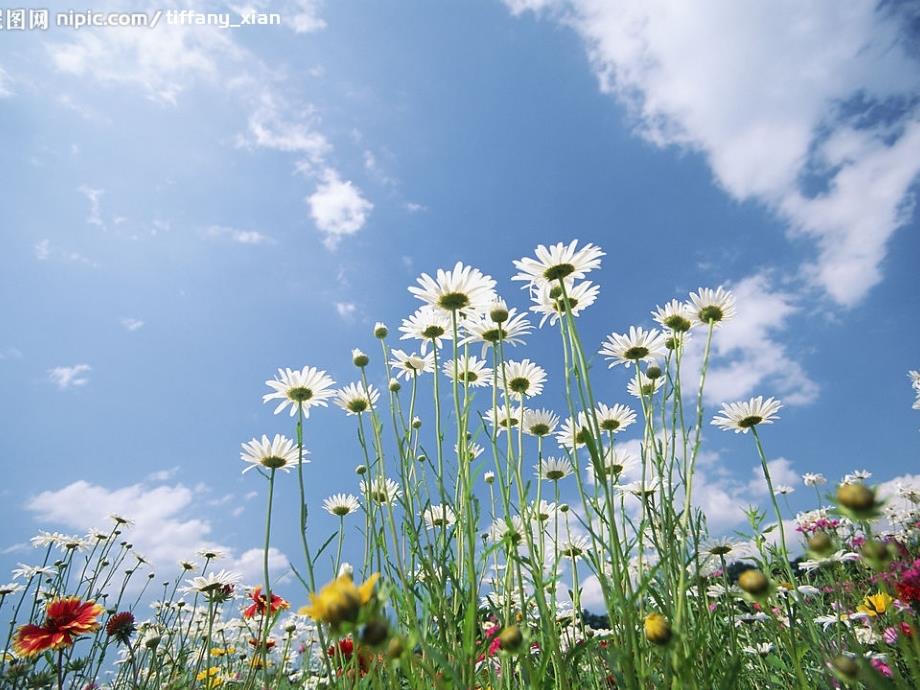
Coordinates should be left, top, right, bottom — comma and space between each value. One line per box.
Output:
695, 273, 819, 406
335, 301, 357, 319
26, 479, 290, 583
48, 364, 92, 389
308, 169, 373, 249
506, 0, 920, 306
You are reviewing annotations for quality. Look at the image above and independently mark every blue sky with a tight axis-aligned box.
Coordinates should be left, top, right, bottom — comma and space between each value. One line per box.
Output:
1, 0, 919, 595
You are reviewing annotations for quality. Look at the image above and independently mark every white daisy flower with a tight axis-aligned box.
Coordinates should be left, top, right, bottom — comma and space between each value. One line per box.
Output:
409, 261, 496, 314
455, 441, 485, 459
323, 493, 360, 517
497, 359, 546, 398
798, 550, 860, 573
620, 476, 661, 499
537, 457, 574, 482
700, 537, 739, 558
742, 642, 775, 656
263, 366, 336, 417
240, 434, 305, 473
29, 531, 71, 548
522, 408, 559, 437
460, 309, 532, 354
421, 504, 457, 529
488, 516, 526, 545
512, 240, 605, 287
842, 469, 872, 484
0, 582, 24, 596
599, 326, 667, 368
555, 412, 593, 450
361, 477, 402, 505
196, 548, 228, 561
389, 349, 435, 380
187, 569, 241, 594
485, 405, 523, 433
587, 448, 639, 483
399, 306, 453, 353
12, 563, 53, 580
109, 514, 134, 526
594, 403, 637, 433
802, 472, 827, 487
910, 370, 920, 390
774, 485, 795, 496
627, 372, 664, 398
711, 396, 782, 433
529, 500, 558, 523
557, 534, 591, 560
334, 382, 380, 415
442, 355, 492, 387
529, 279, 599, 327
686, 286, 736, 326
652, 299, 694, 333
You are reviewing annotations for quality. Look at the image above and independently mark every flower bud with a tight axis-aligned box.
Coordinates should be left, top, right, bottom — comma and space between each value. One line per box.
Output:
738, 569, 771, 598
352, 349, 369, 367
411, 416, 422, 429
484, 471, 495, 485
388, 378, 401, 392
837, 483, 875, 516
489, 300, 509, 324
644, 613, 671, 645
498, 625, 523, 652
829, 654, 860, 682
355, 464, 367, 475
646, 363, 662, 380
360, 619, 389, 646
807, 531, 833, 556
386, 636, 405, 659
374, 322, 388, 339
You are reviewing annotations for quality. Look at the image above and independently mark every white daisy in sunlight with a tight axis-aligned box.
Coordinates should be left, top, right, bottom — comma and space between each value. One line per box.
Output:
687, 286, 736, 327
910, 370, 920, 390
774, 485, 795, 496
711, 396, 782, 433
361, 477, 402, 505
529, 500, 558, 523
497, 359, 546, 398
389, 349, 435, 380
522, 408, 559, 437
488, 516, 526, 545
442, 355, 492, 387
627, 371, 664, 398
588, 447, 639, 483
187, 569, 241, 594
455, 441, 485, 459
512, 240, 605, 287
652, 299, 695, 333
399, 306, 453, 353
557, 534, 590, 560
486, 405, 523, 433
599, 326, 667, 368
241, 434, 304, 473
530, 279, 599, 327
802, 472, 827, 487
537, 457, 574, 482
555, 413, 593, 450
421, 504, 457, 530
334, 382, 380, 415
409, 261, 496, 314
263, 366, 336, 417
196, 548, 228, 561
323, 493, 360, 517
460, 309, 532, 354
594, 403, 637, 433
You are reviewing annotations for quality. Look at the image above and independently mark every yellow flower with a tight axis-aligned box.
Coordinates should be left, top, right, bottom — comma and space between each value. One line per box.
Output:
209, 646, 235, 657
298, 573, 380, 628
857, 591, 893, 617
196, 667, 223, 688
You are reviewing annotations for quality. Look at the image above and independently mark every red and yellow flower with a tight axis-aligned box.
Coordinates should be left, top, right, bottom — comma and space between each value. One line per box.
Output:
13, 597, 104, 657
242, 586, 289, 619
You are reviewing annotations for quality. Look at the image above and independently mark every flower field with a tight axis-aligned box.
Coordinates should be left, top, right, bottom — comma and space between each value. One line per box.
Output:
2, 240, 919, 689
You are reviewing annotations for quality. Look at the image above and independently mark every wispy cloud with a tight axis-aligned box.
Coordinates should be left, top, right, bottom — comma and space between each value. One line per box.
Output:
204, 225, 275, 245
335, 301, 357, 320
0, 346, 23, 360
0, 64, 13, 98
506, 1, 920, 306
47, 364, 92, 390
34, 239, 97, 267
120, 317, 145, 332
78, 185, 104, 228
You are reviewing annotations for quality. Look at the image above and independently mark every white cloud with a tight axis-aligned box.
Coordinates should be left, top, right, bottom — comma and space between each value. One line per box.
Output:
0, 64, 13, 97
78, 185, 104, 228
405, 202, 427, 213
240, 93, 330, 161
231, 0, 327, 34
121, 317, 145, 332
26, 479, 290, 584
506, 1, 920, 306
204, 225, 274, 245
745, 457, 799, 497
694, 273, 819, 406
335, 301, 357, 319
0, 346, 23, 360
48, 364, 92, 389
47, 13, 237, 105
308, 169, 373, 249
34, 239, 97, 267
